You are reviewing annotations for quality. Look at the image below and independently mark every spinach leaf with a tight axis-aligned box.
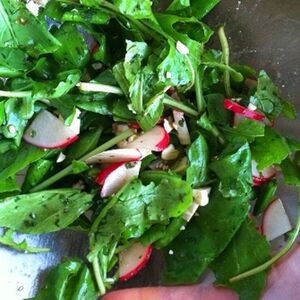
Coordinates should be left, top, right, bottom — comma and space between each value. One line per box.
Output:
0, 229, 49, 253
211, 219, 270, 300
206, 93, 231, 125
250, 70, 296, 119
0, 143, 45, 180
253, 180, 277, 216
71, 160, 89, 174
210, 143, 252, 197
186, 135, 209, 187
251, 127, 291, 170
0, 177, 20, 194
0, 189, 93, 234
26, 259, 97, 300
281, 158, 300, 188
0, 0, 60, 57
163, 187, 252, 284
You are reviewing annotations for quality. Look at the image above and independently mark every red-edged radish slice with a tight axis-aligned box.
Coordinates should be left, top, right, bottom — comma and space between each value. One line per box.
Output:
119, 243, 152, 282
96, 161, 141, 197
173, 110, 191, 145
262, 198, 292, 241
183, 188, 211, 222
86, 148, 151, 165
118, 126, 170, 152
252, 160, 276, 186
68, 108, 81, 135
23, 110, 78, 149
224, 99, 265, 121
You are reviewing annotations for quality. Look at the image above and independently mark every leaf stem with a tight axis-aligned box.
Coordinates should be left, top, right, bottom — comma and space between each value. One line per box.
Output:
77, 82, 123, 95
92, 257, 106, 296
30, 129, 134, 192
195, 68, 205, 113
0, 90, 31, 98
163, 95, 199, 117
230, 193, 300, 283
218, 26, 232, 98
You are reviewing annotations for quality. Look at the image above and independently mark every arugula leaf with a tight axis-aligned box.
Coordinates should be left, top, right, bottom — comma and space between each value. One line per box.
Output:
0, 229, 49, 253
0, 0, 60, 57
281, 158, 300, 188
210, 143, 252, 197
186, 135, 209, 187
211, 219, 270, 300
26, 258, 97, 300
0, 189, 94, 234
22, 159, 54, 193
251, 127, 291, 170
250, 70, 296, 119
253, 180, 277, 216
163, 187, 252, 284
71, 160, 89, 174
0, 177, 20, 194
0, 143, 45, 180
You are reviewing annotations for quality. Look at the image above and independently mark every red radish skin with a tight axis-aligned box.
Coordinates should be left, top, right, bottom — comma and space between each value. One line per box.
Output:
224, 99, 265, 121
262, 198, 292, 242
119, 243, 153, 282
252, 161, 276, 186
23, 110, 78, 149
118, 126, 170, 152
96, 161, 141, 198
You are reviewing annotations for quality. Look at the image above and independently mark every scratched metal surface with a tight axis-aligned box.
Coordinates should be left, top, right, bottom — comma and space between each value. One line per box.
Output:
1, 1, 300, 299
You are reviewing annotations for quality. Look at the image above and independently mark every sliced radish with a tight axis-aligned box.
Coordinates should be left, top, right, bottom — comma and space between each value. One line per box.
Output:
262, 198, 292, 241
163, 118, 174, 133
183, 188, 211, 222
173, 110, 191, 146
118, 126, 170, 152
86, 148, 151, 164
96, 161, 141, 198
23, 110, 78, 149
252, 160, 276, 186
224, 99, 265, 121
119, 243, 152, 281
68, 108, 81, 135
161, 144, 179, 161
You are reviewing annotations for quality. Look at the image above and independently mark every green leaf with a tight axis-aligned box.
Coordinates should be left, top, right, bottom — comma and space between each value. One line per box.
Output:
186, 135, 209, 187
210, 143, 252, 197
211, 219, 270, 300
0, 0, 60, 57
71, 160, 89, 174
0, 189, 93, 234
250, 70, 295, 119
281, 158, 300, 188
163, 187, 252, 284
52, 23, 90, 69
221, 118, 265, 143
0, 143, 45, 180
253, 180, 277, 216
26, 258, 97, 300
22, 159, 54, 193
251, 127, 291, 170
0, 229, 49, 253
0, 177, 20, 194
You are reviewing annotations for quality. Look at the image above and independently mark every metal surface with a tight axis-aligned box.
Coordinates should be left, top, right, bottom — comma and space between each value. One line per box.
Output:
1, 1, 300, 299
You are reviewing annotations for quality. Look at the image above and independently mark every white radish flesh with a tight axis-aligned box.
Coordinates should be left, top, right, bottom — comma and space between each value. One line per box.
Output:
99, 161, 141, 198
252, 160, 276, 185
173, 110, 191, 145
119, 243, 152, 281
161, 144, 180, 161
86, 148, 151, 164
68, 108, 81, 135
262, 198, 292, 241
23, 110, 78, 149
118, 126, 170, 152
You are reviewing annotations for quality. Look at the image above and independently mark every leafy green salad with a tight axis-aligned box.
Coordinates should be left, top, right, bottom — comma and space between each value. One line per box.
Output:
0, 0, 299, 299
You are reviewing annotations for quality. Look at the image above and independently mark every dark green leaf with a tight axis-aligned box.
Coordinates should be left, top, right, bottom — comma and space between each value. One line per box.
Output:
251, 127, 291, 170
281, 158, 300, 188
26, 258, 97, 300
0, 189, 93, 234
71, 160, 89, 174
186, 135, 209, 187
163, 187, 252, 284
210, 143, 252, 197
0, 177, 20, 194
211, 219, 270, 300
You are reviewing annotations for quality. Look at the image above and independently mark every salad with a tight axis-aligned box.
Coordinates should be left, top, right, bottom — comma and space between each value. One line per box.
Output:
0, 0, 299, 299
